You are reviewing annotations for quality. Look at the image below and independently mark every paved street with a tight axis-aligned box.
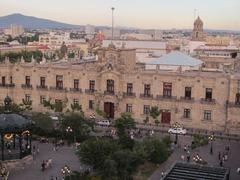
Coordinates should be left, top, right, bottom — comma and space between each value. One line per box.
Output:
149, 135, 240, 180
6, 127, 240, 180
8, 142, 81, 180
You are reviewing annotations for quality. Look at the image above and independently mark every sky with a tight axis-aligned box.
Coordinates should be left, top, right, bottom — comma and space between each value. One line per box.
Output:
1, 0, 240, 30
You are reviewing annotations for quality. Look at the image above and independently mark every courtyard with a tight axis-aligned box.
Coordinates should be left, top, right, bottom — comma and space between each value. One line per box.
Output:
5, 129, 240, 180
8, 142, 81, 180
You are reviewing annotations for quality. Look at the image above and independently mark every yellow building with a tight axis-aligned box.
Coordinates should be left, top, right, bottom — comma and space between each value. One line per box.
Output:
0, 46, 240, 134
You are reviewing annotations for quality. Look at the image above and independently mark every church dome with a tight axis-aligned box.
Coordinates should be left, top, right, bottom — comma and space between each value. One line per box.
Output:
194, 16, 203, 26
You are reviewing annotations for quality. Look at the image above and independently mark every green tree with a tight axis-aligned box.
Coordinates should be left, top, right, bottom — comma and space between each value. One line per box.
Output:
0, 102, 30, 114
150, 106, 161, 119
143, 116, 149, 125
95, 106, 106, 118
6, 35, 13, 42
0, 50, 43, 63
112, 150, 141, 179
71, 103, 83, 113
101, 159, 118, 180
114, 113, 136, 149
78, 138, 120, 169
32, 112, 54, 130
143, 137, 169, 164
61, 112, 91, 142
68, 52, 75, 58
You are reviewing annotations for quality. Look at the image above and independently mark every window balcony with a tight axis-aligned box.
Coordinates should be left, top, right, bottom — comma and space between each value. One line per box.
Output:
21, 84, 33, 89
156, 95, 177, 101
49, 86, 67, 92
180, 96, 195, 102
70, 88, 82, 93
36, 85, 48, 90
200, 98, 216, 104
227, 101, 240, 108
104, 90, 115, 96
123, 92, 136, 98
0, 83, 15, 88
140, 93, 153, 99
85, 89, 97, 94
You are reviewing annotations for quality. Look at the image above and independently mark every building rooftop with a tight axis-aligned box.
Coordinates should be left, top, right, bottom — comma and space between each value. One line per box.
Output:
195, 45, 239, 51
102, 40, 166, 50
147, 51, 203, 66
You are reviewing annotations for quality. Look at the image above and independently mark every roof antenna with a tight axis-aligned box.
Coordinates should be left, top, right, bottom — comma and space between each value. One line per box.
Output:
111, 7, 115, 42
194, 9, 197, 22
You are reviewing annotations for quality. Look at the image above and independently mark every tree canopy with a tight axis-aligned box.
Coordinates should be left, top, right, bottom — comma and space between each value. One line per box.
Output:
32, 112, 54, 130
61, 112, 91, 142
114, 113, 136, 149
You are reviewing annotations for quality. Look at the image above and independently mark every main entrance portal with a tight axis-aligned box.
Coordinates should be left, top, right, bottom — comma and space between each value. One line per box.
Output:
161, 111, 171, 124
104, 102, 114, 119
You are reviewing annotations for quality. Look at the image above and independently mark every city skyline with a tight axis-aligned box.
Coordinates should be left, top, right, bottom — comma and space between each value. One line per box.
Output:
1, 0, 240, 30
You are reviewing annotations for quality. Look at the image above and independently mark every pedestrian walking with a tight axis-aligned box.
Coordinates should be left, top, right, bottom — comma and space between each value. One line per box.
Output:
161, 172, 164, 178
37, 145, 40, 154
184, 145, 187, 152
41, 160, 46, 171
222, 154, 225, 162
224, 154, 228, 161
33, 150, 36, 160
237, 168, 240, 174
218, 152, 221, 160
181, 155, 185, 161
219, 160, 223, 167
187, 155, 190, 162
50, 176, 54, 180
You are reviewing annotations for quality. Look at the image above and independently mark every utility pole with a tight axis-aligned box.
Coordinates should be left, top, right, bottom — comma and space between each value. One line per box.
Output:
111, 7, 115, 42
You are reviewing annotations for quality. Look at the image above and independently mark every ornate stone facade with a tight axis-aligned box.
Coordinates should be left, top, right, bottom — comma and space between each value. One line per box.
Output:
0, 47, 240, 134
192, 16, 205, 41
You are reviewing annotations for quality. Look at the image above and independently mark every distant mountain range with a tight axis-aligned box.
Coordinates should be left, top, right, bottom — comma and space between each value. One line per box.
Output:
0, 13, 239, 33
0, 13, 83, 29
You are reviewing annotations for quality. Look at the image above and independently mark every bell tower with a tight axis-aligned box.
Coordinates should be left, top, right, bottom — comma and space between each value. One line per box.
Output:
192, 16, 204, 41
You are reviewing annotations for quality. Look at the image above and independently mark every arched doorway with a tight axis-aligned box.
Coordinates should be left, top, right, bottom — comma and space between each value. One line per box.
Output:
161, 110, 171, 124
104, 102, 114, 119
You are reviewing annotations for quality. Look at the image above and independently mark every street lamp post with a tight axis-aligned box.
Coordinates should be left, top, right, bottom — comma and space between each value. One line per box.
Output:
172, 122, 181, 144
208, 134, 214, 155
193, 154, 204, 164
66, 126, 75, 143
61, 165, 71, 179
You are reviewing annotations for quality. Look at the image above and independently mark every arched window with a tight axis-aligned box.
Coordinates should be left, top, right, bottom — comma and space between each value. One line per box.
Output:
236, 93, 240, 104
107, 79, 114, 93
196, 32, 199, 38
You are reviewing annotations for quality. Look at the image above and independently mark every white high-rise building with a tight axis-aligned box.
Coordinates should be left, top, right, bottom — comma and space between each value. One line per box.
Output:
4, 24, 24, 38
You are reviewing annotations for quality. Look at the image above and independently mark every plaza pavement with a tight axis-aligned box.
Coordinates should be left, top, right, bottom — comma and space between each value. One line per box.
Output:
149, 135, 240, 180
8, 142, 81, 180
6, 127, 240, 180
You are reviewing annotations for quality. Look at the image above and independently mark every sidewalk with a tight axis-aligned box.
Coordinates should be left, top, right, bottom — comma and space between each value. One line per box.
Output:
149, 138, 240, 180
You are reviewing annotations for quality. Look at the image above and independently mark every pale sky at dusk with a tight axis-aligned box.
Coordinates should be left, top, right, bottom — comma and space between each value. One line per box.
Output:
1, 0, 240, 30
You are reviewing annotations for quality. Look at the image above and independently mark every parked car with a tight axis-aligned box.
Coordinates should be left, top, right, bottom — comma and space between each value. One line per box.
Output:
168, 127, 187, 134
96, 120, 110, 126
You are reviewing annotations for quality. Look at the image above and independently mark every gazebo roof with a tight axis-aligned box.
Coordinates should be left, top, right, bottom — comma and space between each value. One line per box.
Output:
0, 113, 33, 133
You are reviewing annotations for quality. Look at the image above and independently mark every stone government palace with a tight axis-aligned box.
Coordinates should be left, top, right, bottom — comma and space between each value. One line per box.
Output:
0, 17, 240, 135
